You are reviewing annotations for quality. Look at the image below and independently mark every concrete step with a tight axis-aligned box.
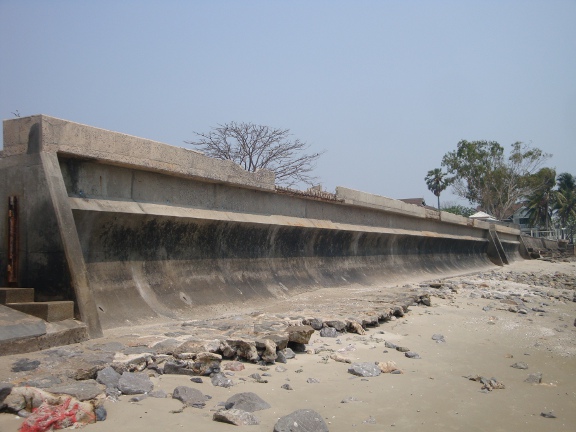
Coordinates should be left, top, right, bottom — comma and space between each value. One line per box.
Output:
0, 287, 35, 304
6, 301, 74, 322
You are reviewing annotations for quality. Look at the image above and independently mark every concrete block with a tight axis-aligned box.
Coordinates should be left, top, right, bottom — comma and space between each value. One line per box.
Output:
0, 288, 35, 304
7, 301, 75, 322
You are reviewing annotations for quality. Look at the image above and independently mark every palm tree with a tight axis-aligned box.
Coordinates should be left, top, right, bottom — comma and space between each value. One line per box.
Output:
525, 168, 557, 230
425, 168, 452, 210
555, 173, 576, 239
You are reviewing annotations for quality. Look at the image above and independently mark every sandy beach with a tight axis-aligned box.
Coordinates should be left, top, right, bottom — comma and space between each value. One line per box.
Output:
1, 258, 575, 432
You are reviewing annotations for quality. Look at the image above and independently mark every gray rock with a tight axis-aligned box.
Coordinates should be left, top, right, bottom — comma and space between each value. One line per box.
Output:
22, 376, 62, 388
304, 318, 323, 330
149, 389, 168, 398
118, 372, 153, 395
129, 394, 148, 402
319, 327, 339, 338
348, 362, 381, 377
96, 366, 121, 389
11, 358, 40, 372
225, 392, 271, 412
211, 373, 234, 388
281, 384, 293, 390
164, 360, 194, 376
190, 377, 203, 384
384, 341, 397, 349
541, 411, 556, 418
150, 339, 179, 354
325, 320, 347, 331
307, 378, 320, 383
95, 405, 107, 421
49, 379, 103, 401
276, 350, 288, 364
172, 386, 209, 408
282, 348, 296, 359
511, 362, 528, 370
396, 346, 410, 352
275, 365, 287, 372
431, 334, 446, 343
213, 408, 260, 425
525, 373, 543, 384
405, 351, 421, 359
273, 409, 329, 432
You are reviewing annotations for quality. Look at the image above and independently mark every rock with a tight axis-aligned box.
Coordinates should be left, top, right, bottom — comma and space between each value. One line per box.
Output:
164, 360, 194, 375
330, 353, 351, 364
511, 362, 528, 370
72, 366, 100, 380
377, 361, 400, 374
287, 325, 315, 344
213, 408, 260, 425
325, 320, 346, 331
348, 362, 381, 377
405, 351, 421, 359
22, 376, 63, 389
172, 386, 209, 408
248, 373, 268, 383
225, 392, 271, 412
306, 377, 320, 383
288, 342, 307, 353
11, 358, 40, 372
190, 377, 203, 384
211, 373, 234, 388
525, 373, 543, 384
319, 327, 339, 338
276, 350, 288, 364
282, 348, 296, 359
303, 318, 323, 330
224, 361, 245, 371
129, 394, 148, 402
341, 396, 361, 403
226, 339, 259, 362
431, 334, 446, 343
281, 384, 293, 390
149, 389, 167, 398
48, 380, 103, 401
173, 339, 221, 356
275, 365, 287, 372
273, 409, 329, 432
347, 321, 365, 335
95, 405, 107, 421
396, 346, 410, 352
0, 382, 14, 409
192, 352, 222, 376
150, 339, 179, 354
112, 352, 152, 371
384, 341, 397, 349
96, 366, 121, 389
541, 411, 556, 418
117, 372, 154, 395
255, 338, 278, 363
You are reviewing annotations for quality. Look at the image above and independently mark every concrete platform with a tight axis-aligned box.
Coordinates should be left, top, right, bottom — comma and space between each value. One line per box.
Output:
0, 288, 35, 304
6, 301, 74, 322
0, 304, 46, 343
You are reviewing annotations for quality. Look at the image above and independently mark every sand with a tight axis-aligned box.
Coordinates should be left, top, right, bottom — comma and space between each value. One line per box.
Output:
1, 259, 575, 431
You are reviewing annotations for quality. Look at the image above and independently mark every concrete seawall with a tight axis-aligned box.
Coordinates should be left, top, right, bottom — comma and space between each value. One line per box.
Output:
0, 115, 526, 334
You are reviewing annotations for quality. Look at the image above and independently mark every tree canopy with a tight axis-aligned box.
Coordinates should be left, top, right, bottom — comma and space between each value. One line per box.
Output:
441, 140, 550, 220
424, 168, 452, 210
186, 122, 324, 187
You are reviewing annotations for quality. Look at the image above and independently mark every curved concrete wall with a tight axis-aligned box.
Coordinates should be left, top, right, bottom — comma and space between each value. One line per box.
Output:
73, 211, 492, 328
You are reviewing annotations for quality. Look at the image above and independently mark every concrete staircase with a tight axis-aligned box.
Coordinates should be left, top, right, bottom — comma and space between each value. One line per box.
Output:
0, 287, 75, 322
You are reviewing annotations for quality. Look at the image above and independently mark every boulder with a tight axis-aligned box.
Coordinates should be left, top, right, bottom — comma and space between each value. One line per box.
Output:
273, 409, 329, 432
225, 392, 271, 412
213, 408, 260, 426
287, 325, 315, 344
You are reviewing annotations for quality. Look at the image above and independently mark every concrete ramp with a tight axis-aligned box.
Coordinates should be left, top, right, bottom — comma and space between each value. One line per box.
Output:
0, 115, 525, 335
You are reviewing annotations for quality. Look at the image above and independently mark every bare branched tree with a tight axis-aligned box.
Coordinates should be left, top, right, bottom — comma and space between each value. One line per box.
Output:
186, 122, 325, 187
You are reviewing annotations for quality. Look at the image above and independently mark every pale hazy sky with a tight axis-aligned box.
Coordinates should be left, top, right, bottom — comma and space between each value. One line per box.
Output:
1, 1, 574, 207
